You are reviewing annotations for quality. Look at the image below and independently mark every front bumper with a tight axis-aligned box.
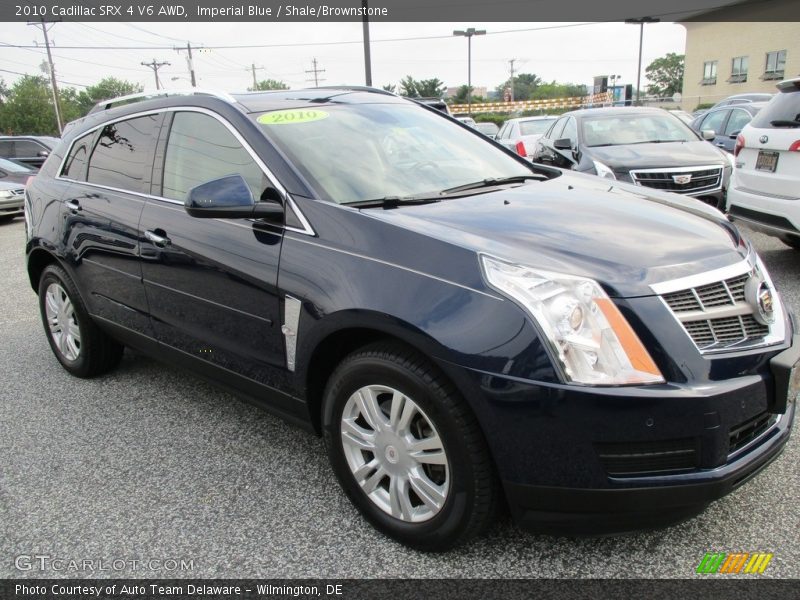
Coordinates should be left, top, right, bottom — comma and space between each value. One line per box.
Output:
0, 194, 24, 217
445, 329, 798, 535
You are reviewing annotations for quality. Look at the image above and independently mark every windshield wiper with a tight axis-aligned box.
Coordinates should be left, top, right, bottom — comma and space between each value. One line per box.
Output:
441, 175, 542, 195
346, 195, 443, 209
770, 119, 800, 128
626, 139, 680, 145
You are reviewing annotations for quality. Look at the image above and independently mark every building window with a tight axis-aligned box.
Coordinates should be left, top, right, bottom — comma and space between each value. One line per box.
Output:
763, 50, 786, 80
701, 60, 718, 85
729, 56, 748, 83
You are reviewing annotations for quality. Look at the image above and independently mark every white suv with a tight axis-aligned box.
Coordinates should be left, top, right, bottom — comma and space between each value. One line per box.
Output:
727, 78, 800, 249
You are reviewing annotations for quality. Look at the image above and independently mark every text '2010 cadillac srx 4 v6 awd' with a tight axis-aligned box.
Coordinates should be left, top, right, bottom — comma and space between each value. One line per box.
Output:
25, 88, 798, 551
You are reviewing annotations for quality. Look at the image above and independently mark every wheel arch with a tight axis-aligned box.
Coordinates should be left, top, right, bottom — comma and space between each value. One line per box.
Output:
27, 246, 61, 293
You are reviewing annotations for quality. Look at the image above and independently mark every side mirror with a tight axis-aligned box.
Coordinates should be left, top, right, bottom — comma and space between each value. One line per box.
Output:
728, 130, 741, 139
701, 129, 716, 140
554, 138, 573, 150
37, 150, 49, 158
185, 174, 284, 220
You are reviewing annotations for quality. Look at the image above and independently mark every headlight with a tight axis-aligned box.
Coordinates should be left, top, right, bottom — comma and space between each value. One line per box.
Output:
592, 160, 616, 179
0, 190, 13, 199
481, 256, 664, 385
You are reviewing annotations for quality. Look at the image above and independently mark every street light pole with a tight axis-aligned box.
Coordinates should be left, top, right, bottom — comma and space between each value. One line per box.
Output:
625, 17, 659, 105
453, 27, 486, 117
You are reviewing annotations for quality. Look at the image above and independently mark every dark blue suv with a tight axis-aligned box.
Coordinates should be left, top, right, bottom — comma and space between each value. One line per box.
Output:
25, 88, 798, 550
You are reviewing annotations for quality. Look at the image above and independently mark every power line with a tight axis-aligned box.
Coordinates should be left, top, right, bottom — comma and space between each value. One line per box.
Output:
305, 58, 325, 87
0, 67, 88, 87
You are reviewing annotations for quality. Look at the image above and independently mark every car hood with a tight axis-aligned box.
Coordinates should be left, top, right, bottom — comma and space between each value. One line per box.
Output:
362, 173, 746, 298
586, 140, 726, 173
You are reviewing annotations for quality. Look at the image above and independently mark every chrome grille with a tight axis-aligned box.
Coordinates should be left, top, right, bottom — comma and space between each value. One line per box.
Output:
656, 262, 780, 353
629, 165, 723, 196
11, 188, 24, 196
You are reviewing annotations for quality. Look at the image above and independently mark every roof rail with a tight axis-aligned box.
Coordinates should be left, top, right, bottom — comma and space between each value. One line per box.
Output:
89, 88, 237, 114
311, 85, 396, 97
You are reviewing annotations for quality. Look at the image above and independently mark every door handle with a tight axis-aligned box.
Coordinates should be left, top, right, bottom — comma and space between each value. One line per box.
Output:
145, 229, 171, 248
65, 200, 81, 212
715, 143, 726, 147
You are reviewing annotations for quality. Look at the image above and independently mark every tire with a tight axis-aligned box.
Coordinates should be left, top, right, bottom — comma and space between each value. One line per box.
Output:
38, 264, 123, 378
322, 342, 499, 551
781, 236, 800, 250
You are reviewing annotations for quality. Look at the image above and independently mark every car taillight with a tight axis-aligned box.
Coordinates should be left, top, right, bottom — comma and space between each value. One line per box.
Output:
789, 141, 800, 152
515, 141, 527, 157
734, 134, 745, 157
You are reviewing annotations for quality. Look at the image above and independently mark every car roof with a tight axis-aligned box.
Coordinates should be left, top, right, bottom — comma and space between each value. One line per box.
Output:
506, 115, 557, 123
777, 77, 800, 92
562, 106, 669, 118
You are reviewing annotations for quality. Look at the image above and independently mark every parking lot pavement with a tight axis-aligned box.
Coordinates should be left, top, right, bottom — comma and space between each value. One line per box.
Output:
1, 216, 798, 579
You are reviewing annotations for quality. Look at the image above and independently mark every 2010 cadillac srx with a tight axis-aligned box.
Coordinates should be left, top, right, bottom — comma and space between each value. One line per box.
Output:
25, 88, 798, 551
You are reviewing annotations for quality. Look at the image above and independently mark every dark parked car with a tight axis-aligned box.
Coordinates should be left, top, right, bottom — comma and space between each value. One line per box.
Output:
0, 135, 59, 168
531, 107, 733, 208
25, 88, 798, 551
689, 102, 767, 153
0, 157, 38, 185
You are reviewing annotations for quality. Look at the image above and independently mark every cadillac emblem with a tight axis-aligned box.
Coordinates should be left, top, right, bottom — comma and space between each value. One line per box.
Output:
672, 174, 692, 185
757, 283, 775, 324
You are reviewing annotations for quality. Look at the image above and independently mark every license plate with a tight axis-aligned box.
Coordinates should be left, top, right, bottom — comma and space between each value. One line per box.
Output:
755, 151, 779, 172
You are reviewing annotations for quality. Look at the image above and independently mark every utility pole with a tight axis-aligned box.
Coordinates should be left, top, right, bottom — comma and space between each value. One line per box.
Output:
305, 58, 325, 87
29, 18, 62, 134
508, 58, 516, 102
453, 28, 486, 117
625, 17, 659, 105
174, 43, 196, 87
362, 0, 372, 86
249, 64, 265, 89
141, 59, 170, 90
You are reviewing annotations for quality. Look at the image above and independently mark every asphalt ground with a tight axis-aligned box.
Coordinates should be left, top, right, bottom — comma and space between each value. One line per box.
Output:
1, 216, 798, 579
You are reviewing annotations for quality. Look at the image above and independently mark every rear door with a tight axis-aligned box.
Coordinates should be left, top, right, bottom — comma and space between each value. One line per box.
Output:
139, 109, 287, 388
60, 113, 161, 336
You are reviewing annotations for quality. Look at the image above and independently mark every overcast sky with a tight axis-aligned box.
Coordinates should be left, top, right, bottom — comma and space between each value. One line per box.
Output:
0, 21, 686, 94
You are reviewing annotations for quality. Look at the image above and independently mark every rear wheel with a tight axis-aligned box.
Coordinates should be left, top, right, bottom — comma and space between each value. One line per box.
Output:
38, 264, 123, 377
323, 342, 499, 551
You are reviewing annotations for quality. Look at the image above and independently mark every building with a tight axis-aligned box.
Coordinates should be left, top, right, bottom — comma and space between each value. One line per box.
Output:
680, 2, 799, 110
444, 86, 488, 100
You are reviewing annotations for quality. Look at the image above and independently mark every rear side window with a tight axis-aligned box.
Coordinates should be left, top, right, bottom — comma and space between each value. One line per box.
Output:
700, 109, 728, 134
87, 114, 160, 193
162, 112, 267, 201
750, 92, 800, 129
61, 132, 94, 180
724, 110, 753, 136
0, 141, 14, 156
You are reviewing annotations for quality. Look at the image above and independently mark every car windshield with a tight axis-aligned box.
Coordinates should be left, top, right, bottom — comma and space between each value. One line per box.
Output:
582, 114, 697, 147
0, 157, 33, 173
519, 119, 556, 136
253, 103, 533, 205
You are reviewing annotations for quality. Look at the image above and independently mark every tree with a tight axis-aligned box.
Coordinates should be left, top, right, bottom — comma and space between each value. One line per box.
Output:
450, 85, 486, 104
59, 87, 84, 124
76, 77, 143, 115
495, 72, 542, 101
248, 79, 289, 91
645, 53, 684, 99
382, 84, 396, 93
0, 75, 59, 135
398, 76, 445, 99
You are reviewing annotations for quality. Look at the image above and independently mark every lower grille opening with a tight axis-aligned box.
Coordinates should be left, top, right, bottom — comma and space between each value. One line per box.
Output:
595, 438, 698, 476
729, 412, 777, 454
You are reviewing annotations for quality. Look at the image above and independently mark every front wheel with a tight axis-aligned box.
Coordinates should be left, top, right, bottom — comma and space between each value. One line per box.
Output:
323, 343, 499, 551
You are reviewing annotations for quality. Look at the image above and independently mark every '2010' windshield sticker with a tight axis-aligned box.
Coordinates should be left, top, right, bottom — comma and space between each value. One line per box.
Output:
258, 109, 329, 125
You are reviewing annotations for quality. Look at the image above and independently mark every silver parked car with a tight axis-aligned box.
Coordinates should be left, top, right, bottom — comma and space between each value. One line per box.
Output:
0, 180, 25, 223
495, 116, 558, 159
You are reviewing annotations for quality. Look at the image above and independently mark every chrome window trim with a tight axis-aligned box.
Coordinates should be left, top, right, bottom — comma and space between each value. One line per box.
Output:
55, 105, 315, 237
